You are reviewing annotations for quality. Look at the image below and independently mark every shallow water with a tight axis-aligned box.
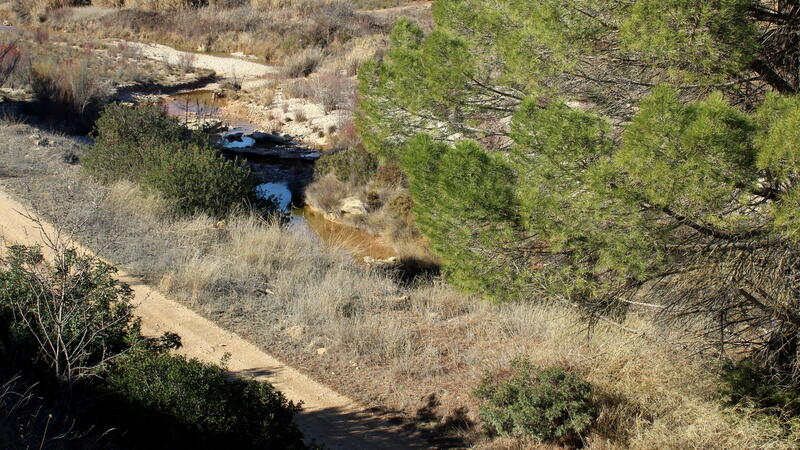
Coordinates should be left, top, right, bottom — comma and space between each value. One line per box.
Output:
165, 90, 225, 118
255, 182, 292, 210
291, 207, 396, 260
162, 89, 396, 260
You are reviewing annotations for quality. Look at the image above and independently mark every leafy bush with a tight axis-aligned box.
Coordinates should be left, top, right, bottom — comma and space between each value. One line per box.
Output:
0, 243, 304, 448
0, 245, 137, 383
314, 144, 377, 185
722, 358, 800, 420
475, 360, 595, 444
84, 103, 198, 183
143, 143, 256, 217
105, 349, 305, 450
85, 104, 267, 218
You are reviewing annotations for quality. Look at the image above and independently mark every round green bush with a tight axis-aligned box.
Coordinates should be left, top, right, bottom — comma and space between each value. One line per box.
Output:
313, 144, 378, 185
475, 359, 596, 444
105, 348, 305, 450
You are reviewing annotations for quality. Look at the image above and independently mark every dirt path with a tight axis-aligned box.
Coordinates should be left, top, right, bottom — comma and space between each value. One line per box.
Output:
0, 189, 426, 450
122, 40, 278, 79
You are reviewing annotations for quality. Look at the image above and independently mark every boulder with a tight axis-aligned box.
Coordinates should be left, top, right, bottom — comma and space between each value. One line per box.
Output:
251, 131, 291, 145
186, 117, 223, 132
221, 132, 256, 149
339, 197, 367, 216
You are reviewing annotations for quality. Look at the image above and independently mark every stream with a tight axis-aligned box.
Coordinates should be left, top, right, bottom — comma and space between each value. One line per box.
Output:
164, 91, 396, 262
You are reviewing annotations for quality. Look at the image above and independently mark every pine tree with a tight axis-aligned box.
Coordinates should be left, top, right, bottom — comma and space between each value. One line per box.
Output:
358, 1, 800, 377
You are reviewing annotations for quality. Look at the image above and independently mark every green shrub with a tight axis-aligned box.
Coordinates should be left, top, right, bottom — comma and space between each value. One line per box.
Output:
84, 103, 198, 183
0, 245, 137, 383
722, 358, 800, 420
85, 104, 268, 218
143, 143, 256, 218
0, 243, 304, 449
314, 144, 377, 185
106, 348, 305, 450
475, 359, 595, 444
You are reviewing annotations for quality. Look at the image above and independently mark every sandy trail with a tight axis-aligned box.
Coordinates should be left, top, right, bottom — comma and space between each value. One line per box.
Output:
122, 40, 278, 79
0, 189, 425, 450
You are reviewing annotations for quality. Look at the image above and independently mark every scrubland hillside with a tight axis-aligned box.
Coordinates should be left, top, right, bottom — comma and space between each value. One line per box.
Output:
2, 0, 800, 448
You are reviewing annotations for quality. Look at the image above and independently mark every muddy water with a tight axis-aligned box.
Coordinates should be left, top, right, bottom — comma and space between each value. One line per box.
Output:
165, 90, 225, 117
165, 90, 257, 133
290, 207, 396, 261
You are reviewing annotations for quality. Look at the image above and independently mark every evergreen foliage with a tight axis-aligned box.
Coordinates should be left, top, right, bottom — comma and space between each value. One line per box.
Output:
358, 0, 800, 381
0, 244, 305, 449
106, 349, 304, 450
475, 360, 595, 444
401, 135, 520, 298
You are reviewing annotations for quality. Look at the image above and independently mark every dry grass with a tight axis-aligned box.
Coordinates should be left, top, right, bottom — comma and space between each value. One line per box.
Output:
304, 172, 350, 212
0, 121, 793, 449
41, 0, 397, 68
309, 72, 355, 113
281, 47, 325, 78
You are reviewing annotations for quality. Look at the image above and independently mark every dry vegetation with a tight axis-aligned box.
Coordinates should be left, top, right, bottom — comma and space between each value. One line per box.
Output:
35, 0, 427, 66
0, 119, 794, 448
0, 24, 214, 97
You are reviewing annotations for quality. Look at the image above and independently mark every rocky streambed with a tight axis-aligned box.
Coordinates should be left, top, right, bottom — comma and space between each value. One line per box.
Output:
161, 89, 398, 264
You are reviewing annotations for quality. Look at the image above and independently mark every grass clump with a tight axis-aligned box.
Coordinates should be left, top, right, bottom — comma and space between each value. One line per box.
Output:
84, 104, 267, 218
475, 360, 596, 445
30, 57, 108, 132
282, 47, 325, 78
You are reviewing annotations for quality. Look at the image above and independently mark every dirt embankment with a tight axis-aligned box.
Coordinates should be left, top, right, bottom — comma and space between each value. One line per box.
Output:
0, 189, 427, 450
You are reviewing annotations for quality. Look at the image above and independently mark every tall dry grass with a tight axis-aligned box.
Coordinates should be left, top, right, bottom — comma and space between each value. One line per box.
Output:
1, 127, 792, 448
104, 184, 788, 448
41, 0, 395, 72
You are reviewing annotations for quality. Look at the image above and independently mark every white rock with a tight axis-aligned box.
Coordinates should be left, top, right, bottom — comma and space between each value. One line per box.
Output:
339, 197, 367, 216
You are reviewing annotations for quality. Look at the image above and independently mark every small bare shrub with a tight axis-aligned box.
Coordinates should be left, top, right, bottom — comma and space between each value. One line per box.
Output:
124, 0, 207, 10
310, 72, 354, 113
13, 0, 82, 21
252, 87, 274, 106
92, 0, 125, 6
177, 52, 196, 73
374, 163, 406, 187
33, 26, 49, 44
329, 117, 361, 151
292, 107, 307, 122
304, 173, 344, 212
283, 78, 312, 99
0, 42, 21, 87
281, 47, 324, 78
